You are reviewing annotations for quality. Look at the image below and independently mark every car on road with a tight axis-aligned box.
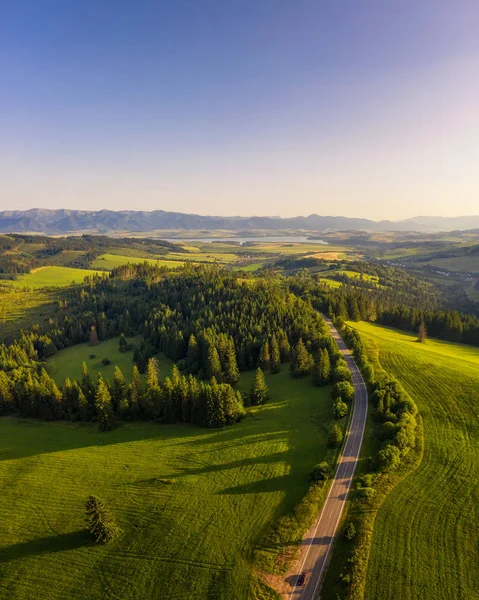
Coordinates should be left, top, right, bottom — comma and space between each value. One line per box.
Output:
297, 571, 308, 586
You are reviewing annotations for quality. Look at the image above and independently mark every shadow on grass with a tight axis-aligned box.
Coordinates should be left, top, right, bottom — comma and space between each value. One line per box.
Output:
0, 530, 92, 564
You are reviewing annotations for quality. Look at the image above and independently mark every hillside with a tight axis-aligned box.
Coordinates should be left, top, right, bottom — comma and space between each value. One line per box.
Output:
351, 322, 479, 600
2, 209, 479, 235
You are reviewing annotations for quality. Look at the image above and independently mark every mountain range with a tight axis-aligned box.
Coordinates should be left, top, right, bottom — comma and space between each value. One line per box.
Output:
1, 209, 479, 234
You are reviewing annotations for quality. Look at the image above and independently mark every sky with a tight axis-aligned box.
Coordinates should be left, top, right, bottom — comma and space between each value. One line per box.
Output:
1, 0, 479, 220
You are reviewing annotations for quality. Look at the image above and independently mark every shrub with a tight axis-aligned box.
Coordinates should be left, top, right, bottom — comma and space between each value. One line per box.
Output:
357, 486, 376, 501
331, 381, 355, 402
344, 522, 356, 540
333, 365, 353, 384
89, 354, 96, 359
332, 398, 348, 419
328, 423, 344, 448
101, 357, 112, 366
310, 461, 330, 481
377, 444, 401, 472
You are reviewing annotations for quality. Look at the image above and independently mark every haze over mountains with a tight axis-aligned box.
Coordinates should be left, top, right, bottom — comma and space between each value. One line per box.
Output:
1, 209, 478, 235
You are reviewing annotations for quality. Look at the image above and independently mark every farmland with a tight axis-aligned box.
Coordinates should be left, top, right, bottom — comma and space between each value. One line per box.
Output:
2, 267, 104, 289
92, 254, 186, 270
0, 368, 332, 600
350, 322, 479, 600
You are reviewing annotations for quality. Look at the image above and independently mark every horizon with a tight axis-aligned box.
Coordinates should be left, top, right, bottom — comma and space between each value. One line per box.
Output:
2, 206, 479, 223
2, 1, 479, 219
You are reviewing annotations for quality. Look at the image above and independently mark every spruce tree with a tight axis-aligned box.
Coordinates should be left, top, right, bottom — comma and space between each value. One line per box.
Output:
111, 366, 127, 412
270, 334, 281, 374
206, 344, 222, 380
186, 334, 200, 373
250, 368, 269, 405
290, 339, 314, 378
258, 340, 271, 371
94, 375, 115, 431
85, 495, 121, 543
313, 349, 331, 386
223, 340, 240, 384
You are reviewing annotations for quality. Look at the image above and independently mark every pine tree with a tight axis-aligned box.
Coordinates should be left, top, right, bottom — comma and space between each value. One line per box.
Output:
250, 368, 269, 405
290, 339, 314, 378
111, 366, 127, 412
223, 340, 240, 384
270, 334, 281, 374
186, 334, 200, 373
119, 333, 128, 353
81, 361, 95, 413
313, 349, 331, 386
258, 340, 271, 371
205, 344, 222, 380
418, 321, 427, 343
85, 495, 121, 543
95, 375, 115, 431
144, 357, 161, 418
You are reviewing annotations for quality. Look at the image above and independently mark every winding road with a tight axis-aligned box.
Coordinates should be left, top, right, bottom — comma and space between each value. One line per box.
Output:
288, 317, 368, 600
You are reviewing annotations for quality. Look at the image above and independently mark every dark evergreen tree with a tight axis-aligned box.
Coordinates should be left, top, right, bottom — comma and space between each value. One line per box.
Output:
290, 339, 314, 378
270, 334, 281, 373
85, 495, 121, 543
250, 368, 269, 405
94, 375, 115, 431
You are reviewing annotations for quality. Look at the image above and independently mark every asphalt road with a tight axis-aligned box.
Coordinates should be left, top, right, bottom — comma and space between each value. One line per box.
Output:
288, 317, 368, 600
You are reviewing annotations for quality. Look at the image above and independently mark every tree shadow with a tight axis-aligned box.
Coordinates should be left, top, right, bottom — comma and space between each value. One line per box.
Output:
0, 530, 92, 564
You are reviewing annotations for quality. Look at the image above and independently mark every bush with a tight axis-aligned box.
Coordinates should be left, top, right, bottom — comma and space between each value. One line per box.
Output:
377, 444, 401, 472
344, 522, 356, 540
310, 461, 330, 481
328, 423, 344, 448
332, 398, 348, 419
333, 365, 353, 384
101, 357, 112, 366
331, 381, 355, 402
89, 354, 96, 359
357, 486, 376, 501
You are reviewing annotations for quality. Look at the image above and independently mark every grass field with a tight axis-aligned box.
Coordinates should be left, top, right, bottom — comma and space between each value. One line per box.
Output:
0, 368, 332, 600
92, 254, 186, 270
46, 337, 175, 385
4, 267, 104, 289
350, 322, 479, 600
416, 254, 479, 274
0, 287, 59, 340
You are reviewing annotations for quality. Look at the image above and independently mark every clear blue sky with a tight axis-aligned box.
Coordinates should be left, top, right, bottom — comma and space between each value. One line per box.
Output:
1, 0, 478, 219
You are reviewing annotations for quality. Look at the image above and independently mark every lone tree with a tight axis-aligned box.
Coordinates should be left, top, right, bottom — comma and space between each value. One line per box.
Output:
417, 321, 427, 343
85, 495, 121, 543
250, 368, 270, 405
89, 325, 98, 346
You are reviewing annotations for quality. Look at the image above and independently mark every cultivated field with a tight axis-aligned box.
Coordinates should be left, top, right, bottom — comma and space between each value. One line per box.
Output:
92, 254, 186, 270
0, 368, 332, 600
3, 266, 104, 288
351, 322, 479, 600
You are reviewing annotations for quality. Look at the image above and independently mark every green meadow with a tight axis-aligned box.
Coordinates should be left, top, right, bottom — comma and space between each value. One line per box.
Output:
92, 253, 185, 270
3, 266, 104, 289
46, 336, 175, 385
0, 368, 332, 600
350, 322, 479, 600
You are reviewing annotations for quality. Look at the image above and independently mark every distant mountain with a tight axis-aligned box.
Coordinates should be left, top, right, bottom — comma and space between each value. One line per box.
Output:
0, 209, 478, 234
